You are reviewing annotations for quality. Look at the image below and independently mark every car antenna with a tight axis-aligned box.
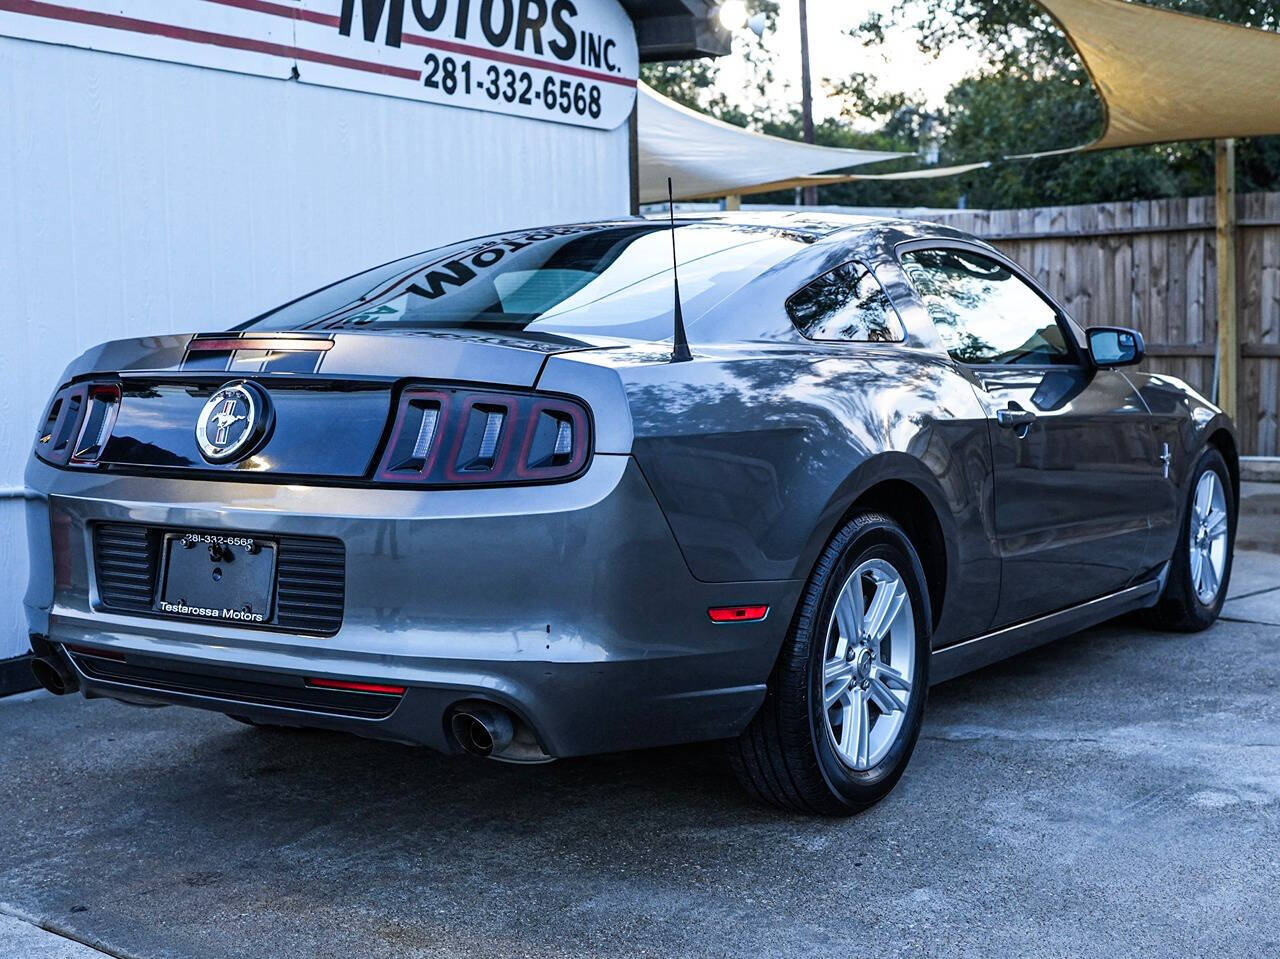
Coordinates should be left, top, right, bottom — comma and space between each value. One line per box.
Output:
667, 177, 692, 363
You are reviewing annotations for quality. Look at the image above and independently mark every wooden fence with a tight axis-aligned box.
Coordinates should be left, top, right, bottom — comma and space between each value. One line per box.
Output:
922, 193, 1280, 456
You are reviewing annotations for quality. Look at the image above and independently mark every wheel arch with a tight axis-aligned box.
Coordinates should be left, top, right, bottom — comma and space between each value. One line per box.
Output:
850, 479, 948, 631
1205, 426, 1239, 502
799, 452, 957, 636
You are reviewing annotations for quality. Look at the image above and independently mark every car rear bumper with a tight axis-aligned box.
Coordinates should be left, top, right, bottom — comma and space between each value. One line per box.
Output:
24, 456, 801, 757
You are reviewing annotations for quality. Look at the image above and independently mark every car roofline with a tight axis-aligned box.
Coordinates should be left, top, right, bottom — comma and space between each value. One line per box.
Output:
641, 210, 993, 250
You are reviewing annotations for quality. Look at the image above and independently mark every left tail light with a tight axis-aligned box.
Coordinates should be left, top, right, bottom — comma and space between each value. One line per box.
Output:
35, 382, 121, 467
376, 387, 590, 486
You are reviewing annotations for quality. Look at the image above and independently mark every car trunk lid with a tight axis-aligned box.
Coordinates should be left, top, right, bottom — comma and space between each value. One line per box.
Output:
54, 330, 613, 480
65, 329, 602, 387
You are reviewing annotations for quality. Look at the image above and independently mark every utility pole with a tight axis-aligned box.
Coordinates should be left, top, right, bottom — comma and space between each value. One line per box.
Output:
1214, 137, 1238, 421
798, 0, 817, 206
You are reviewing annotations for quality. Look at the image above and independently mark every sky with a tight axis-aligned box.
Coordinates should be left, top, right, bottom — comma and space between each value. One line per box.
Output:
713, 1, 982, 125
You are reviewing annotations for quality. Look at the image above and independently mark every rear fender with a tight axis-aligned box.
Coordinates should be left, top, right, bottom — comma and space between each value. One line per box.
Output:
802, 452, 958, 589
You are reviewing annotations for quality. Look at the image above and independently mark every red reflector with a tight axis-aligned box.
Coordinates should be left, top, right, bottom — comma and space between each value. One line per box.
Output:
306, 677, 406, 695
707, 605, 770, 623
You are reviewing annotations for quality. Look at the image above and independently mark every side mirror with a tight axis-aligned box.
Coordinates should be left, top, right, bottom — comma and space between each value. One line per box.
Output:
1087, 326, 1145, 369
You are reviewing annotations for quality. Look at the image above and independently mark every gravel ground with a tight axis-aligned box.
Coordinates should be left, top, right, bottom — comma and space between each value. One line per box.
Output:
1, 553, 1277, 959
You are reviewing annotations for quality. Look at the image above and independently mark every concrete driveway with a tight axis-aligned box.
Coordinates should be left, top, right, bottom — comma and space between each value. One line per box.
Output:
2, 553, 1278, 959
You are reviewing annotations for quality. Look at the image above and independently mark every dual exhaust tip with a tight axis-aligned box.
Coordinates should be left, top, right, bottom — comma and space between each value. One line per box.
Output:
449, 703, 551, 764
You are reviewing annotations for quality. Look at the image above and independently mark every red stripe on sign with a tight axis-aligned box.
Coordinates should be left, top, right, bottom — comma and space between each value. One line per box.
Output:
401, 32, 636, 88
210, 0, 636, 88
201, 0, 340, 29
0, 0, 421, 80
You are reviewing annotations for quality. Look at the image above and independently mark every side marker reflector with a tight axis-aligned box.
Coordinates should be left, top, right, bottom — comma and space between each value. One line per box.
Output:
708, 605, 770, 624
306, 677, 406, 695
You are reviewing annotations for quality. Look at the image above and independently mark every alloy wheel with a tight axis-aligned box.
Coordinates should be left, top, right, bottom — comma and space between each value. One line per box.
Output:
1189, 470, 1229, 605
821, 558, 915, 770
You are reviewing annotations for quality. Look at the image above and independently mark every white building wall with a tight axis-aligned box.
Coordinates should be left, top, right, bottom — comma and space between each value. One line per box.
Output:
0, 36, 631, 662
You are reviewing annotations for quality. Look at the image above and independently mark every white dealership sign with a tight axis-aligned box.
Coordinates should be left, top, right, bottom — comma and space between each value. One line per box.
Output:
0, 0, 639, 129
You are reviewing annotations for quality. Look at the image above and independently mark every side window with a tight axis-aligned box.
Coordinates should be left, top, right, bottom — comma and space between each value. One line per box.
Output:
786, 260, 906, 343
899, 248, 1074, 365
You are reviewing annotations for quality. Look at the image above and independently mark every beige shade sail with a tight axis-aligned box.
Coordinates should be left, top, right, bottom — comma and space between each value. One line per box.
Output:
692, 162, 995, 198
816, 161, 994, 183
637, 83, 906, 203
1038, 0, 1280, 151
640, 1, 1280, 201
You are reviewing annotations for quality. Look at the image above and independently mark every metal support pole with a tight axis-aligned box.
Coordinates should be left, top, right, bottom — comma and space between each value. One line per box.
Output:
1214, 138, 1238, 420
628, 99, 640, 216
798, 0, 817, 207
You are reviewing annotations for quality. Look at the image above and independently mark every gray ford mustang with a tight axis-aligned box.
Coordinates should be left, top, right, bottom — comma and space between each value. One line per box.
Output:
25, 213, 1238, 815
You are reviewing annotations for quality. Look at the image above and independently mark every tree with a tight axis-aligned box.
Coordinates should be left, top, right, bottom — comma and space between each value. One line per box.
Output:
874, 0, 1279, 73
643, 0, 1280, 208
841, 0, 1280, 208
639, 59, 720, 111
639, 0, 781, 127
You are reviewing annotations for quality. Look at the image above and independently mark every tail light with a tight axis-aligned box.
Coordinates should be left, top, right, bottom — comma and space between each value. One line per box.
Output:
376, 387, 590, 486
35, 382, 121, 467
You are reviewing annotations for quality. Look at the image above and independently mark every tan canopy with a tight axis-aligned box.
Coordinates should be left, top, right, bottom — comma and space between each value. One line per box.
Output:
638, 1, 1280, 198
1038, 0, 1280, 151
637, 83, 906, 202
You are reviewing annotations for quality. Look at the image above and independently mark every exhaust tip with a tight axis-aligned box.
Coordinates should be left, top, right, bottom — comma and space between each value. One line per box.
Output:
447, 702, 553, 764
450, 706, 514, 758
452, 714, 490, 755
31, 657, 76, 696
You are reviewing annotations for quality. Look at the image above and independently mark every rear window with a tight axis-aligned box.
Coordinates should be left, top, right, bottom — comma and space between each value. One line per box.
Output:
238, 223, 809, 339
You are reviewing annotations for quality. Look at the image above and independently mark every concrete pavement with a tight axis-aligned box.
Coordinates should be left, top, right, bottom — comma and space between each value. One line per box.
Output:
0, 911, 114, 959
2, 552, 1278, 959
1237, 482, 1280, 553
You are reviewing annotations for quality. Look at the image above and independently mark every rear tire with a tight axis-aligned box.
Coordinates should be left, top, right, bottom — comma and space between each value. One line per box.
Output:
1145, 447, 1235, 632
728, 511, 931, 816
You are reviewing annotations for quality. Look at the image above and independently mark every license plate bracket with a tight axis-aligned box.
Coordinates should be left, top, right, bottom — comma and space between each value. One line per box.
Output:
157, 532, 277, 627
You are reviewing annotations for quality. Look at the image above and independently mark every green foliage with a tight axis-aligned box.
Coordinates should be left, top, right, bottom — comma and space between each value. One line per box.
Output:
886, 0, 1280, 72
639, 59, 720, 110
640, 0, 780, 125
649, 0, 1280, 208
843, 0, 1280, 208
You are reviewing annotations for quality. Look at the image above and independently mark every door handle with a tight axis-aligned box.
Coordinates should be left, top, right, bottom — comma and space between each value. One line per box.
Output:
996, 407, 1037, 431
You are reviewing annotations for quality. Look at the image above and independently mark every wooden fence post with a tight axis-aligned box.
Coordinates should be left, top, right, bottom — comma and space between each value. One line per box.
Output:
1215, 138, 1238, 420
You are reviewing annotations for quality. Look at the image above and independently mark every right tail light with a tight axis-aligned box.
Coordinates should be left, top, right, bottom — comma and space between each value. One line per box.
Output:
375, 387, 591, 486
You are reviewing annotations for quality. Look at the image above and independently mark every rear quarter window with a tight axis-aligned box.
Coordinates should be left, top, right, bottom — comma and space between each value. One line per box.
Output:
786, 261, 905, 343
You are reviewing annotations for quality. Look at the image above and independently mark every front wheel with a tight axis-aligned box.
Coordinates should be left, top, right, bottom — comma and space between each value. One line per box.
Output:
728, 512, 931, 816
1145, 448, 1235, 631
